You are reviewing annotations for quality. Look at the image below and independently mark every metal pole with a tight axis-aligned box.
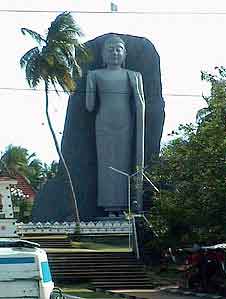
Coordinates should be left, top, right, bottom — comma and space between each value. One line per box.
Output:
109, 166, 129, 177
132, 215, 140, 260
128, 175, 131, 251
109, 166, 140, 251
143, 172, 159, 193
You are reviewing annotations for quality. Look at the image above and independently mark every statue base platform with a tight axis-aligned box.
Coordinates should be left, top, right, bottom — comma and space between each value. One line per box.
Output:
17, 219, 131, 236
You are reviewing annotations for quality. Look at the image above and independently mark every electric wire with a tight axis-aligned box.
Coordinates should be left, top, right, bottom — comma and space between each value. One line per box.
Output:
0, 9, 225, 15
0, 8, 215, 99
0, 87, 204, 98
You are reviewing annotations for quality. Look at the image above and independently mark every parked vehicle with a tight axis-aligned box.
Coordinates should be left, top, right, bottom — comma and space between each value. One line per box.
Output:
0, 174, 64, 298
0, 239, 57, 299
178, 244, 226, 295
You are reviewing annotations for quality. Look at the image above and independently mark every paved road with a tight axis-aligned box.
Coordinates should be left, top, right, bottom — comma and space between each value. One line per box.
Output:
110, 288, 220, 299
117, 291, 199, 299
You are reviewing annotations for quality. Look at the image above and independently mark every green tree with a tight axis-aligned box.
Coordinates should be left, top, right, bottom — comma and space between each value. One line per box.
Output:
11, 187, 33, 223
149, 67, 226, 247
1, 144, 43, 189
42, 160, 59, 180
20, 12, 88, 224
0, 145, 43, 222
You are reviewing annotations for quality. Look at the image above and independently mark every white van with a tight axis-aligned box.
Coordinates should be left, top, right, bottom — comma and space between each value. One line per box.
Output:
0, 239, 55, 299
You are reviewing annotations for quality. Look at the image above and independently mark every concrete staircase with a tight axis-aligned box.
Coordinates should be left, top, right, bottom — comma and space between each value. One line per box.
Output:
47, 252, 151, 289
23, 236, 71, 248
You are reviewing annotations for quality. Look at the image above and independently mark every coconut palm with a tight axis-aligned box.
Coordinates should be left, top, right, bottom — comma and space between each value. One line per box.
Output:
20, 12, 87, 224
42, 161, 59, 180
0, 145, 43, 189
1, 145, 36, 175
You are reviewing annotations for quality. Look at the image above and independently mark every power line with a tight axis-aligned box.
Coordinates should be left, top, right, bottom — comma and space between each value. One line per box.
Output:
165, 93, 203, 98
0, 9, 226, 15
0, 87, 203, 97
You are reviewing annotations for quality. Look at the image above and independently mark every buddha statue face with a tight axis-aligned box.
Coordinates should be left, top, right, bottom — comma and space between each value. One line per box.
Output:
102, 36, 126, 68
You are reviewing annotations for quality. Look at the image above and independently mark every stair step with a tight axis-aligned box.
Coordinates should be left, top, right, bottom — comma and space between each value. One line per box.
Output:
93, 281, 151, 285
92, 284, 152, 289
48, 251, 150, 289
92, 281, 150, 285
50, 262, 143, 270
50, 267, 144, 271
51, 270, 145, 275
53, 277, 150, 283
48, 258, 139, 262
49, 260, 140, 264
49, 254, 133, 256
51, 271, 148, 276
23, 238, 72, 249
48, 255, 135, 258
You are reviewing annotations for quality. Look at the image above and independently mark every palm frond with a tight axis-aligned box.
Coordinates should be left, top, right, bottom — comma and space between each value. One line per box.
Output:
21, 28, 46, 45
50, 76, 60, 95
51, 42, 86, 77
63, 71, 76, 92
47, 12, 83, 48
28, 158, 43, 170
24, 51, 42, 88
20, 47, 40, 68
20, 46, 43, 87
27, 152, 37, 161
76, 44, 92, 61
52, 44, 78, 73
55, 67, 76, 93
21, 12, 86, 91
72, 60, 82, 78
44, 44, 68, 67
42, 43, 79, 90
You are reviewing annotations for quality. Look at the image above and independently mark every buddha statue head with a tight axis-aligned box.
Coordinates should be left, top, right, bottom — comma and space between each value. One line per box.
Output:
102, 35, 126, 68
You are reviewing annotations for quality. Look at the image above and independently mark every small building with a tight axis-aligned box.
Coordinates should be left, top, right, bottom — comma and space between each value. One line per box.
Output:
14, 175, 36, 205
10, 175, 36, 222
0, 174, 17, 237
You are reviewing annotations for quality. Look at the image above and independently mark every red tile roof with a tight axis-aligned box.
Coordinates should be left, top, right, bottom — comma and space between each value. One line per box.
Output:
15, 175, 36, 201
0, 176, 15, 181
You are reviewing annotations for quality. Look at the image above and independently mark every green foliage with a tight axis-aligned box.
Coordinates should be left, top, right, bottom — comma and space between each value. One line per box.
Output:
1, 145, 42, 189
149, 67, 226, 248
20, 12, 86, 223
41, 160, 59, 180
20, 11, 88, 93
11, 188, 33, 223
0, 145, 59, 222
0, 144, 58, 190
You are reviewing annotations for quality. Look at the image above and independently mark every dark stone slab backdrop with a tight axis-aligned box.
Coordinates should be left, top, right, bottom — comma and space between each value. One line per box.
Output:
32, 33, 165, 222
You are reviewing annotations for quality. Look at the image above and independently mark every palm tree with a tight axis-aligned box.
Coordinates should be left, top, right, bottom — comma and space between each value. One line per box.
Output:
42, 161, 59, 181
20, 12, 87, 224
1, 145, 43, 189
1, 145, 35, 175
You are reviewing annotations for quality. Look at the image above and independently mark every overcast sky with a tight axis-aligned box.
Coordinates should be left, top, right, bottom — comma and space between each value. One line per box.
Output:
1, 0, 226, 163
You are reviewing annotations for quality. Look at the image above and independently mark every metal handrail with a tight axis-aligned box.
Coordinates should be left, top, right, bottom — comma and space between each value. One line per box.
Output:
132, 216, 140, 260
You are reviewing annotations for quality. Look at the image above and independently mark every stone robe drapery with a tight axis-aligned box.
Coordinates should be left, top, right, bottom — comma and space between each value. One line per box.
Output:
86, 69, 145, 211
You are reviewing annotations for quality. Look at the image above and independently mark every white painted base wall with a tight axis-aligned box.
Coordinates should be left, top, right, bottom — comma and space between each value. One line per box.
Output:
0, 218, 17, 237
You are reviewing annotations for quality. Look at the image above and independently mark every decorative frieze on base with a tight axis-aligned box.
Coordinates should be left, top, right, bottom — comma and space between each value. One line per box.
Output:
16, 220, 131, 235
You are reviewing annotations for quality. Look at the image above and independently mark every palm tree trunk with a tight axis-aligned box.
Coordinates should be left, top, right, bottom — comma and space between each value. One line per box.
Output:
44, 82, 80, 225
